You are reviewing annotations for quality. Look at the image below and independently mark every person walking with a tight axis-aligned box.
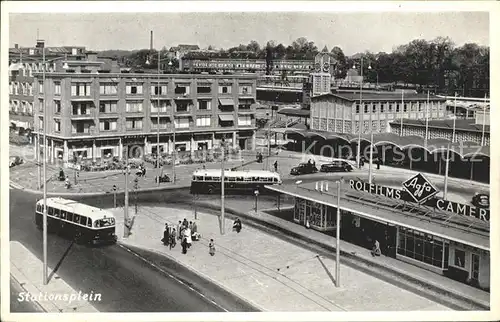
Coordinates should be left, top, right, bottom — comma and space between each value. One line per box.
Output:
181, 237, 188, 254
209, 239, 215, 256
189, 221, 193, 231
169, 228, 177, 249
177, 221, 182, 240
182, 218, 189, 229
192, 221, 198, 234
371, 239, 381, 257
162, 224, 169, 246
273, 160, 278, 172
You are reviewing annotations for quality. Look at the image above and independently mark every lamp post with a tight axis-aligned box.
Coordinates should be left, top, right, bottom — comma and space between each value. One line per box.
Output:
254, 190, 260, 213
354, 58, 364, 169
367, 63, 374, 184
335, 178, 343, 288
220, 138, 226, 235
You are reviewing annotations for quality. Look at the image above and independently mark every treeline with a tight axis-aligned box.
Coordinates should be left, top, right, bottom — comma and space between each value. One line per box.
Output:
96, 36, 489, 97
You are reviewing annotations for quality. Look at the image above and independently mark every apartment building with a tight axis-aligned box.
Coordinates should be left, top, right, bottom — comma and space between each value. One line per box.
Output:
181, 52, 314, 75
33, 71, 258, 163
310, 91, 447, 134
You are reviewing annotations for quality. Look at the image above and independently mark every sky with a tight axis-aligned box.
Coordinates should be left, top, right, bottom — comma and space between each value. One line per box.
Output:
9, 11, 489, 55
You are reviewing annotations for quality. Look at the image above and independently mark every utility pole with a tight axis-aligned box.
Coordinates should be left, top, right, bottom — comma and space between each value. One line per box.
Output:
156, 50, 161, 186
124, 146, 129, 238
336, 180, 341, 288
220, 140, 225, 235
134, 177, 139, 215
113, 185, 117, 208
42, 45, 48, 286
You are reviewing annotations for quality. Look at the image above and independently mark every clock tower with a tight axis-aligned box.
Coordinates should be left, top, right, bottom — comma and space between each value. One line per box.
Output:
311, 53, 333, 96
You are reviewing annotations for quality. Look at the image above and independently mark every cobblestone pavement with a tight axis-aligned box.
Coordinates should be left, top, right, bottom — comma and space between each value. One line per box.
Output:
114, 205, 451, 312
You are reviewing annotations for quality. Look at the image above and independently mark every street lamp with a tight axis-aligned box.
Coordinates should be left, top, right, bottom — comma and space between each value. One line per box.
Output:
254, 189, 260, 213
146, 51, 162, 186
220, 138, 226, 235
367, 64, 374, 185
352, 58, 364, 169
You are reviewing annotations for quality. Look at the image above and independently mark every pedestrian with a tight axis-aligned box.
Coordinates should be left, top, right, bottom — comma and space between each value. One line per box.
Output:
170, 228, 177, 249
182, 218, 189, 228
189, 221, 193, 231
142, 166, 146, 177
371, 239, 381, 257
162, 224, 169, 246
184, 226, 192, 248
209, 239, 215, 256
273, 160, 278, 172
181, 237, 188, 254
192, 221, 198, 234
232, 218, 242, 233
177, 221, 182, 240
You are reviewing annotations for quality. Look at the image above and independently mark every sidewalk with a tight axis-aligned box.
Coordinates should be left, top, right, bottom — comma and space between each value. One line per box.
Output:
9, 241, 99, 313
113, 205, 450, 311
196, 197, 490, 309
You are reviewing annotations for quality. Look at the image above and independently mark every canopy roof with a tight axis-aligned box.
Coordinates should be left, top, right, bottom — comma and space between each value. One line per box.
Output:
277, 107, 311, 117
284, 129, 490, 158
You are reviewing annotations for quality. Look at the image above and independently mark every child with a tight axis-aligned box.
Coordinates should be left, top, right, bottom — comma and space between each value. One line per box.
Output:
209, 239, 215, 256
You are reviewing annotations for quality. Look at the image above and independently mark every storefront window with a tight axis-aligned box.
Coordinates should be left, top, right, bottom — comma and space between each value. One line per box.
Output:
454, 249, 465, 268
310, 202, 322, 227
397, 227, 448, 269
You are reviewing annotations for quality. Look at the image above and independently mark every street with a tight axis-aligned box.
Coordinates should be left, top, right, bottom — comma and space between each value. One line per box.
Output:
9, 188, 257, 312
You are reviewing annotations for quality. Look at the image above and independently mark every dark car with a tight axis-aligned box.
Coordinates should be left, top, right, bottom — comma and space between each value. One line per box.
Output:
320, 160, 354, 173
9, 156, 23, 168
155, 174, 171, 183
472, 193, 489, 209
290, 162, 318, 175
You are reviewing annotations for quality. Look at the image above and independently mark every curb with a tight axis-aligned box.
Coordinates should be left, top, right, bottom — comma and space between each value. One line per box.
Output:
10, 274, 47, 313
117, 242, 266, 312
195, 201, 490, 311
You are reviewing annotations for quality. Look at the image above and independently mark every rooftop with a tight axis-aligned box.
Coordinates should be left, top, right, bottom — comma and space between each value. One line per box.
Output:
312, 92, 447, 103
390, 118, 490, 133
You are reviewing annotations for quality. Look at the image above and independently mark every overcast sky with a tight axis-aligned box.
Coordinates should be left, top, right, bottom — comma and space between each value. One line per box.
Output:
9, 11, 489, 55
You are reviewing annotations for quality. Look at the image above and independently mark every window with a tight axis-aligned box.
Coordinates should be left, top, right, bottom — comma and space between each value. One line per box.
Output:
87, 218, 92, 227
218, 85, 232, 94
454, 249, 465, 268
99, 101, 117, 113
151, 117, 169, 129
372, 104, 377, 113
126, 118, 143, 130
175, 101, 190, 112
71, 83, 91, 96
151, 85, 167, 95
238, 115, 252, 126
151, 100, 170, 113
72, 103, 91, 115
397, 228, 448, 269
197, 86, 211, 94
54, 101, 61, 114
126, 101, 143, 113
54, 208, 60, 217
54, 82, 61, 95
80, 215, 87, 225
196, 116, 211, 127
38, 82, 44, 94
126, 84, 143, 95
380, 103, 385, 113
66, 212, 73, 221
198, 100, 211, 110
396, 104, 400, 113
54, 120, 61, 132
100, 83, 118, 95
174, 84, 190, 95
99, 120, 117, 131
403, 104, 408, 112
364, 104, 369, 114
48, 207, 54, 216
60, 210, 66, 219
388, 103, 393, 112
355, 104, 360, 114
239, 85, 252, 95
61, 210, 67, 220
174, 117, 189, 129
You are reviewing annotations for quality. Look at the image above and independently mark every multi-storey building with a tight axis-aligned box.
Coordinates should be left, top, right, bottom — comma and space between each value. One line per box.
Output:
310, 91, 447, 134
8, 40, 90, 129
181, 52, 314, 75
33, 71, 258, 163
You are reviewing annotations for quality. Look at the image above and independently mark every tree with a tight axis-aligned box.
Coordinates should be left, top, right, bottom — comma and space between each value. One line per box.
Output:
247, 40, 261, 53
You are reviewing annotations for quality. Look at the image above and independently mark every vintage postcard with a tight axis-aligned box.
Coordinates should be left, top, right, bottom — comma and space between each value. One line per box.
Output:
1, 1, 498, 321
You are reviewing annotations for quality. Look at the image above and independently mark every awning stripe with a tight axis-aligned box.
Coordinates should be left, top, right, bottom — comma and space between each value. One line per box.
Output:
218, 114, 234, 122
219, 98, 235, 106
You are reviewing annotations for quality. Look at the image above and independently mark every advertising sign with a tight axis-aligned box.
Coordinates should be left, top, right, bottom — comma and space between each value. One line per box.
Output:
402, 173, 439, 204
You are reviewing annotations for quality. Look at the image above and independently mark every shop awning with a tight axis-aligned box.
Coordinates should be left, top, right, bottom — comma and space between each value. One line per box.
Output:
219, 98, 235, 106
239, 97, 255, 102
174, 97, 193, 101
218, 115, 234, 122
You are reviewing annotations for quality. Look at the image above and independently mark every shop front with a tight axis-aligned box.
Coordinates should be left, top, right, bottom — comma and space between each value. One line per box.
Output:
267, 173, 490, 290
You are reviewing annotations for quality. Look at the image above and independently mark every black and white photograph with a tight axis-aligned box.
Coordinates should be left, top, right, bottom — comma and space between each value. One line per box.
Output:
1, 1, 498, 320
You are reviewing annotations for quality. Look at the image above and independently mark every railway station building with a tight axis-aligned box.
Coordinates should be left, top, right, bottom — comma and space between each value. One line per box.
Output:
266, 174, 490, 291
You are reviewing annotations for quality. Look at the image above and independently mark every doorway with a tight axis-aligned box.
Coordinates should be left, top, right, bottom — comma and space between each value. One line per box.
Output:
471, 253, 480, 283
239, 138, 247, 150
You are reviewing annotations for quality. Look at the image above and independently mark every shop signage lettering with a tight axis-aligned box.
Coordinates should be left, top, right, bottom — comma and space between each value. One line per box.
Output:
402, 173, 439, 204
349, 180, 402, 200
435, 199, 489, 222
348, 179, 489, 223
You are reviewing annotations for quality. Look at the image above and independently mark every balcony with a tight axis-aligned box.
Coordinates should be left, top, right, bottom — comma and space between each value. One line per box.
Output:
71, 109, 95, 120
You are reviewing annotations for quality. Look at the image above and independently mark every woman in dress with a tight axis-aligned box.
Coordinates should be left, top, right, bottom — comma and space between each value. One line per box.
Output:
209, 239, 215, 256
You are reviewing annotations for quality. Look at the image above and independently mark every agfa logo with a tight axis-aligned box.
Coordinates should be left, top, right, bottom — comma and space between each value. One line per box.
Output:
402, 173, 439, 204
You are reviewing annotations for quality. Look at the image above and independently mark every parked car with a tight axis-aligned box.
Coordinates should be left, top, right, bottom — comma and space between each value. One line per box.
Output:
155, 174, 171, 183
9, 156, 23, 168
320, 160, 354, 173
290, 162, 318, 175
472, 193, 489, 209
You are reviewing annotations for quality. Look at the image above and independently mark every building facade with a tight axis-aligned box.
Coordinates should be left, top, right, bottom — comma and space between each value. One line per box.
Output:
181, 54, 314, 75
33, 71, 258, 163
8, 41, 89, 128
310, 92, 447, 135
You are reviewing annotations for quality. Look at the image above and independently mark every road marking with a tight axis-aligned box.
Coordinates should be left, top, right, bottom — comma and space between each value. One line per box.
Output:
117, 244, 228, 312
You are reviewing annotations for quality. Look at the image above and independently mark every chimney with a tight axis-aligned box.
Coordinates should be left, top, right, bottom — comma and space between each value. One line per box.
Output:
15, 44, 18, 49
150, 31, 153, 51
36, 39, 45, 48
